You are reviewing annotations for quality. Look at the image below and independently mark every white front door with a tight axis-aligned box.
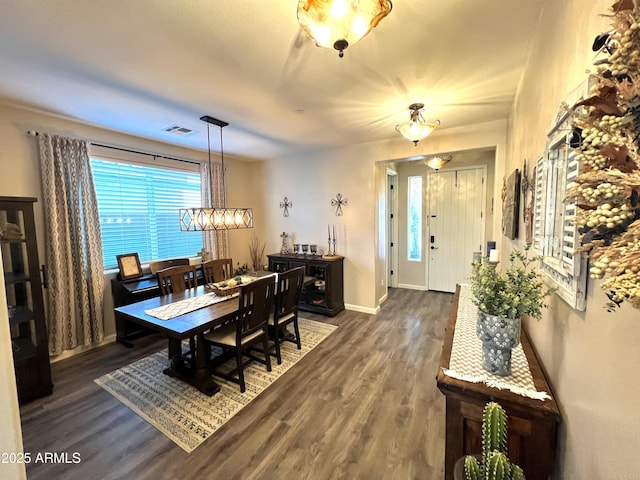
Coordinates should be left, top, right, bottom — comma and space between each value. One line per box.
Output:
428, 167, 486, 292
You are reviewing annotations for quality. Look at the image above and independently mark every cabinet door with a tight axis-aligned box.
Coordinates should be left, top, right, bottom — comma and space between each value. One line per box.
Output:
1, 197, 52, 402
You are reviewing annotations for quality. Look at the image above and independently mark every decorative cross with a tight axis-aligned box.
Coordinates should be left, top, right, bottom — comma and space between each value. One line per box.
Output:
279, 196, 293, 217
331, 193, 348, 216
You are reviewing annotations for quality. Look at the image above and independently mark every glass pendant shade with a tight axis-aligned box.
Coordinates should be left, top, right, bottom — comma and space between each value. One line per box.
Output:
179, 115, 253, 232
297, 0, 392, 57
396, 103, 440, 145
425, 156, 452, 171
179, 207, 253, 231
396, 103, 440, 146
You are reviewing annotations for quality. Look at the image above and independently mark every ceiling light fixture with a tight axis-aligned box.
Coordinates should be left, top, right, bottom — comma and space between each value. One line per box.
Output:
396, 103, 440, 146
297, 0, 392, 58
179, 115, 253, 231
425, 155, 452, 171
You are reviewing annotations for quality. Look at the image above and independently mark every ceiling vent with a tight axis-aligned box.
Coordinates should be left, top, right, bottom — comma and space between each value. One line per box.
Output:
163, 124, 198, 137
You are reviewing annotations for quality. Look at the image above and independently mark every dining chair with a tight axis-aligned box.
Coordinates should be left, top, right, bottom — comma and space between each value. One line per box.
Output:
156, 264, 198, 295
204, 274, 275, 393
156, 264, 198, 363
269, 267, 305, 364
149, 258, 190, 275
202, 258, 234, 284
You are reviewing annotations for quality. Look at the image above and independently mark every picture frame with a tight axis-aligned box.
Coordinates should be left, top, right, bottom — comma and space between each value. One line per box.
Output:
116, 253, 143, 280
501, 168, 521, 240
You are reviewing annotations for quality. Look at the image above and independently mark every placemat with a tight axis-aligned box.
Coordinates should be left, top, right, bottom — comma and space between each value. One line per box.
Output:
442, 284, 550, 400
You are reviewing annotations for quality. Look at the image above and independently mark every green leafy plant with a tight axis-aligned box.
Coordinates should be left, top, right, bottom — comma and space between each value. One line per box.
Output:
470, 246, 554, 320
464, 402, 526, 480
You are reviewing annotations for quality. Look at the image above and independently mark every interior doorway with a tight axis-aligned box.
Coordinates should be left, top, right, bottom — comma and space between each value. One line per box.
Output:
427, 166, 486, 292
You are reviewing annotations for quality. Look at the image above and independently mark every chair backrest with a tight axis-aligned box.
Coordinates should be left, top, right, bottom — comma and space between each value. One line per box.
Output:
149, 258, 190, 275
156, 265, 198, 295
274, 267, 304, 322
236, 275, 275, 340
202, 258, 234, 284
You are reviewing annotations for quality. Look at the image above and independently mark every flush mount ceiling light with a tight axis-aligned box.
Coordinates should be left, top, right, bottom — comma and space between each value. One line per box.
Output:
179, 116, 253, 231
297, 0, 392, 58
396, 103, 440, 146
425, 155, 452, 171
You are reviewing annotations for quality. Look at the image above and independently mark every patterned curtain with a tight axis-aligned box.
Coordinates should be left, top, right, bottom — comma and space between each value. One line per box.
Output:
38, 133, 104, 356
200, 162, 229, 259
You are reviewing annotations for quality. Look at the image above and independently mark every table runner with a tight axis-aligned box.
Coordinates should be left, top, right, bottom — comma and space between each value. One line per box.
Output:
144, 292, 239, 321
441, 284, 551, 401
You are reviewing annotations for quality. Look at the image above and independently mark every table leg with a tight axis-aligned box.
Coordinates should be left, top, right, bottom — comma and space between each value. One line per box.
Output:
193, 332, 220, 395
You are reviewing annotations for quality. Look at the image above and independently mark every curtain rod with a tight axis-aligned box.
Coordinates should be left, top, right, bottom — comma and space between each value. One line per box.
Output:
27, 130, 200, 166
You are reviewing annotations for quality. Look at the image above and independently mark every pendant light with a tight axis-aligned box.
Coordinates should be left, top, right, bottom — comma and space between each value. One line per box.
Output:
297, 0, 393, 58
425, 155, 452, 171
179, 115, 253, 231
396, 103, 440, 145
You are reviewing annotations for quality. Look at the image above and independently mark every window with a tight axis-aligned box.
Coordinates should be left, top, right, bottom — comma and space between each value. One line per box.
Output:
91, 158, 203, 268
532, 81, 589, 310
407, 175, 422, 261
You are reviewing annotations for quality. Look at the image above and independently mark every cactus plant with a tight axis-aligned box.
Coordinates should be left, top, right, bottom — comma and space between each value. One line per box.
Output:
464, 401, 526, 480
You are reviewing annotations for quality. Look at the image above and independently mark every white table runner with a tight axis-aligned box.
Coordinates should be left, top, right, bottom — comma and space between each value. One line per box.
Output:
442, 284, 551, 401
144, 292, 238, 321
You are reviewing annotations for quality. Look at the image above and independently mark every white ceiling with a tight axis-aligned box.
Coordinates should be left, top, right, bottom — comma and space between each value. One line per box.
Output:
0, 0, 545, 160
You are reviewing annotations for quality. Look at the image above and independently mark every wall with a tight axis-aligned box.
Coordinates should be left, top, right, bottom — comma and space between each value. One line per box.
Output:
0, 254, 26, 480
507, 0, 640, 477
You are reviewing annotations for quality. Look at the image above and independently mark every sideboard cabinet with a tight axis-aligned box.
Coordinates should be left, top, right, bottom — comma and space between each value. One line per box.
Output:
436, 285, 560, 480
1, 196, 53, 403
267, 253, 344, 316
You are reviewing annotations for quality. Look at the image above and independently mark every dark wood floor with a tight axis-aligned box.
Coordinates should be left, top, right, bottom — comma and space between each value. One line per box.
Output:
19, 288, 453, 480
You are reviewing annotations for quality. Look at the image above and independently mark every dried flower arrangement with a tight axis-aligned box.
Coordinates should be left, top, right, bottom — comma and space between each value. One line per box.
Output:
248, 235, 266, 272
566, 0, 640, 310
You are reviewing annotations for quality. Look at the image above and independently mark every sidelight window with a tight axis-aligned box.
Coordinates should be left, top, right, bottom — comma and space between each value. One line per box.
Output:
407, 175, 422, 261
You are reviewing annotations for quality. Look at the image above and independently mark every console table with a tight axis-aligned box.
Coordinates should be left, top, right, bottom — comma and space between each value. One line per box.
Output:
436, 285, 560, 480
267, 253, 344, 316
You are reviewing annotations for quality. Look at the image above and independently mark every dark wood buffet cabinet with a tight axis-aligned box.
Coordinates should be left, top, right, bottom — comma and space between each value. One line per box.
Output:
1, 196, 53, 403
437, 286, 560, 480
267, 253, 344, 317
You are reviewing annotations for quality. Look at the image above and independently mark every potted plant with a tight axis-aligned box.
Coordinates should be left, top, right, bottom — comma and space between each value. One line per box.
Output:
470, 246, 554, 375
459, 401, 526, 480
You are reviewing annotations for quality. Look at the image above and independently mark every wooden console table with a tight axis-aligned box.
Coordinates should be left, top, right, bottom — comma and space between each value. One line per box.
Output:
436, 285, 561, 480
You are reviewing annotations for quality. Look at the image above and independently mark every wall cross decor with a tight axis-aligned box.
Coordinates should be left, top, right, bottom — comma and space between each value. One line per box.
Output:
279, 196, 292, 217
331, 193, 348, 216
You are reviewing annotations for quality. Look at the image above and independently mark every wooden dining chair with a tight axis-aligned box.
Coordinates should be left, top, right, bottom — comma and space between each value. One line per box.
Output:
156, 264, 198, 363
156, 264, 198, 295
149, 257, 190, 275
202, 258, 234, 284
204, 275, 275, 393
269, 267, 305, 364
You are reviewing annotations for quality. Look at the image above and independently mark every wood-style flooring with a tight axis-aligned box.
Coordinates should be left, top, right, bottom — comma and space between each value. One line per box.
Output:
19, 288, 453, 480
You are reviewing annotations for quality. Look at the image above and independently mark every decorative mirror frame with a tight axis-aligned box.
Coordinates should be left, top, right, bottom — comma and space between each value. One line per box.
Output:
532, 81, 591, 311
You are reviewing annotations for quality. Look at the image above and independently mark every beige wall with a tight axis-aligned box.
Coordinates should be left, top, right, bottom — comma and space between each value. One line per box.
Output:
508, 0, 640, 477
0, 254, 26, 480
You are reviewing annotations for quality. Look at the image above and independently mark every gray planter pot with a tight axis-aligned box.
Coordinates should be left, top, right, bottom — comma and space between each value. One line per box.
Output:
476, 310, 521, 376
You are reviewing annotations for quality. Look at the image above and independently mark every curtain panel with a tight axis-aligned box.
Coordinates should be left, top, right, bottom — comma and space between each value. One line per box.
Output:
200, 162, 229, 259
38, 133, 104, 355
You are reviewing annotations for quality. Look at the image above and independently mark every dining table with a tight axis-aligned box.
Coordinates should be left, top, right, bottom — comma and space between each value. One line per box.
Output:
114, 285, 240, 396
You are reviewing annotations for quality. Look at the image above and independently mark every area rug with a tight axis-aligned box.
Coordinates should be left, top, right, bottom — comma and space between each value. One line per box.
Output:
94, 318, 337, 453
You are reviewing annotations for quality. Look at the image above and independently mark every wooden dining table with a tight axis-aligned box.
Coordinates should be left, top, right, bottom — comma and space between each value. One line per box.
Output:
114, 285, 240, 396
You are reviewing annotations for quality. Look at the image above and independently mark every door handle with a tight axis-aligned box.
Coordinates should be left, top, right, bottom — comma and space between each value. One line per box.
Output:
431, 246, 438, 250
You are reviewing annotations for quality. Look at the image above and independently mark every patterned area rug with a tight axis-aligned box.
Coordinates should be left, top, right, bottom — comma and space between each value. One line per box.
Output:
94, 318, 337, 452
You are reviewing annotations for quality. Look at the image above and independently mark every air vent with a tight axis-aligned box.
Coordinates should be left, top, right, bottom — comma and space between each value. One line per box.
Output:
163, 124, 197, 137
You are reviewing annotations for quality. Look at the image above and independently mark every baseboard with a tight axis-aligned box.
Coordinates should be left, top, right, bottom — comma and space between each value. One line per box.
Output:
50, 333, 117, 363
397, 283, 427, 291
345, 303, 380, 315
378, 292, 388, 305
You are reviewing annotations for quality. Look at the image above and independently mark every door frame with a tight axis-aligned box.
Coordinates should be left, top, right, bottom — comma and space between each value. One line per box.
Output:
387, 168, 399, 288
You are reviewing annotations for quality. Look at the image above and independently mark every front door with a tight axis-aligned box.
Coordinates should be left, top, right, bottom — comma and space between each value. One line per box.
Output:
428, 167, 486, 292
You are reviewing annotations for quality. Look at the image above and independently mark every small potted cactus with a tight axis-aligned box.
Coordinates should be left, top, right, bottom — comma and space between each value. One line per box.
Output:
462, 401, 526, 480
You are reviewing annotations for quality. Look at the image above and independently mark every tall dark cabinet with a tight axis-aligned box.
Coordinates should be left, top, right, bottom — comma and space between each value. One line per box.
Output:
267, 253, 344, 316
1, 196, 53, 403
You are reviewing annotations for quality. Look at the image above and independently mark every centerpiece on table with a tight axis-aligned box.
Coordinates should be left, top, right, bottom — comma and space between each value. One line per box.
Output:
470, 246, 554, 376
